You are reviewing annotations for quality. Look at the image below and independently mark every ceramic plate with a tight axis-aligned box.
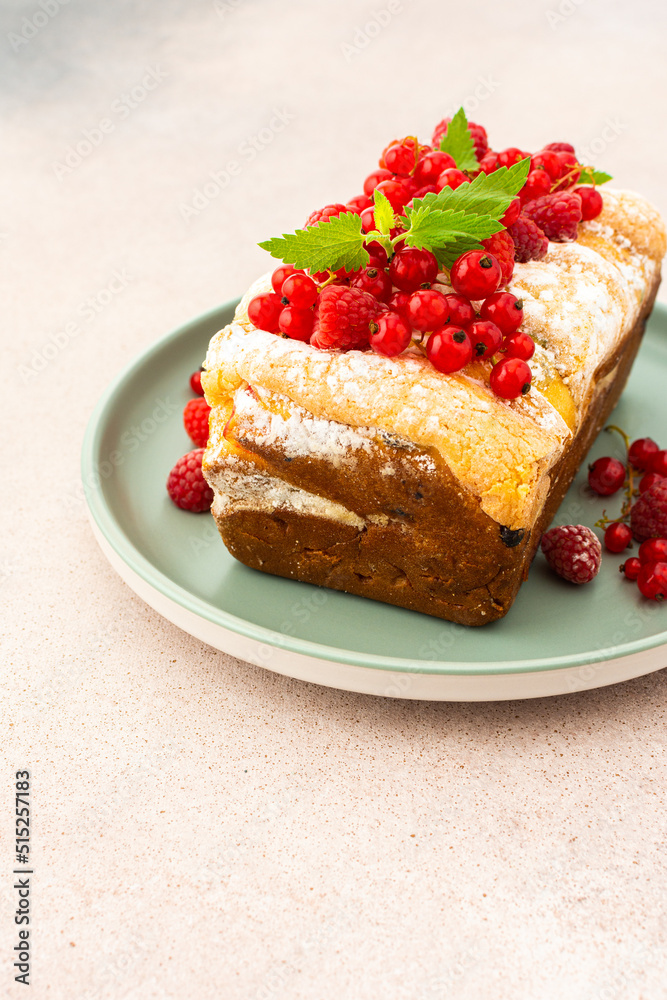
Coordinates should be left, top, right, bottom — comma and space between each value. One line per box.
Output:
82, 300, 667, 700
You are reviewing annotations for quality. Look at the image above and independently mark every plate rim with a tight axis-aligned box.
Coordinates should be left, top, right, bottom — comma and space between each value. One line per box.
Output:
82, 299, 667, 678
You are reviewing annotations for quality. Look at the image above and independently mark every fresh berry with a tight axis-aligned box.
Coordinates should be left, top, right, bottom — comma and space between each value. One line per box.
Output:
640, 471, 666, 493
502, 330, 535, 361
450, 251, 502, 300
479, 292, 524, 334
388, 291, 412, 323
442, 294, 475, 328
189, 369, 205, 396
383, 138, 419, 176
575, 186, 604, 221
271, 265, 299, 296
304, 203, 348, 228
478, 152, 500, 175
649, 450, 667, 477
530, 150, 562, 180
522, 191, 583, 241
247, 292, 282, 333
351, 265, 392, 302
388, 248, 439, 292
631, 482, 667, 542
310, 285, 381, 351
520, 169, 552, 204
587, 456, 626, 496
628, 437, 659, 470
639, 538, 667, 564
436, 168, 469, 191
481, 230, 515, 285
369, 312, 412, 357
166, 449, 213, 513
497, 147, 527, 168
432, 118, 488, 159
637, 562, 667, 601
468, 319, 503, 358
183, 398, 211, 448
281, 273, 318, 309
490, 357, 532, 399
414, 150, 456, 185
541, 524, 602, 584
407, 289, 450, 331
426, 326, 473, 373
621, 557, 641, 581
553, 151, 581, 190
544, 142, 576, 154
363, 169, 393, 197
278, 306, 314, 342
366, 243, 389, 268
345, 194, 372, 214
604, 522, 632, 553
374, 178, 411, 211
508, 216, 549, 263
501, 197, 521, 227
409, 184, 439, 203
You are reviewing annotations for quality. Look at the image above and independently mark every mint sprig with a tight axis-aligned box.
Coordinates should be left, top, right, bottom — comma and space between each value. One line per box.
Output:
258, 212, 370, 273
578, 167, 612, 186
412, 158, 531, 219
438, 108, 479, 173
401, 205, 503, 267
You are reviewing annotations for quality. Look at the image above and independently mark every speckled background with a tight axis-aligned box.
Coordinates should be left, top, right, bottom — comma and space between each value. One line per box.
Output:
2, 0, 667, 997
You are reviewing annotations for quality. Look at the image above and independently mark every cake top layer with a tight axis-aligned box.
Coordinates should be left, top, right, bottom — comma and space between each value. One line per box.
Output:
204, 189, 665, 529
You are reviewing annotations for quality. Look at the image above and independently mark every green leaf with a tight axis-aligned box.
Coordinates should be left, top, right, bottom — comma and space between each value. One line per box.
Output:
402, 205, 503, 252
437, 107, 480, 172
258, 212, 369, 273
414, 158, 531, 220
373, 188, 395, 235
431, 239, 486, 269
578, 167, 612, 186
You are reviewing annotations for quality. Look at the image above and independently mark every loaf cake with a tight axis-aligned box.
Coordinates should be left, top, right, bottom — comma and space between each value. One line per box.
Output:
201, 120, 666, 625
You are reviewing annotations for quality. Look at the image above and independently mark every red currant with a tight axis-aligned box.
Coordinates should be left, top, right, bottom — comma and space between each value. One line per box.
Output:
388, 248, 439, 292
621, 557, 641, 581
467, 319, 503, 358
388, 291, 412, 323
248, 292, 283, 333
628, 437, 659, 470
366, 242, 389, 268
520, 169, 552, 204
383, 139, 418, 177
604, 522, 632, 553
281, 273, 318, 309
553, 151, 580, 188
450, 251, 502, 300
369, 312, 412, 357
410, 184, 439, 202
414, 150, 456, 185
638, 538, 667, 564
278, 306, 314, 342
426, 326, 473, 373
640, 472, 666, 493
530, 150, 562, 180
436, 168, 469, 191
407, 289, 450, 332
497, 148, 528, 168
189, 369, 205, 396
374, 179, 410, 211
271, 265, 299, 296
442, 294, 475, 328
351, 266, 392, 302
501, 197, 521, 227
649, 450, 667, 477
489, 357, 532, 399
502, 330, 535, 361
576, 187, 603, 221
478, 152, 500, 174
587, 456, 626, 496
479, 292, 524, 334
363, 168, 392, 197
346, 194, 372, 214
637, 561, 667, 601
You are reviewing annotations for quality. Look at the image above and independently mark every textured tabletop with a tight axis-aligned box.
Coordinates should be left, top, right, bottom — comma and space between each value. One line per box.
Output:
3, 1, 667, 997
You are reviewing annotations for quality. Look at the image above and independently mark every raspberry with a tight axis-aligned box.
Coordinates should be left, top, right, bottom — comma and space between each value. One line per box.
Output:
522, 191, 582, 242
640, 472, 666, 493
310, 285, 382, 351
481, 230, 515, 285
637, 562, 667, 601
631, 482, 667, 542
508, 216, 549, 263
540, 524, 602, 584
183, 398, 211, 448
189, 369, 205, 396
604, 522, 632, 553
432, 118, 488, 159
166, 449, 213, 513
304, 203, 348, 228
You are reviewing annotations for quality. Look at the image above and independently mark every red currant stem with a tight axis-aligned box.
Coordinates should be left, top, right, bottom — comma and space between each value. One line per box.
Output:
602, 424, 636, 523
405, 135, 419, 176
605, 424, 630, 453
549, 164, 581, 193
410, 334, 427, 356
316, 271, 339, 290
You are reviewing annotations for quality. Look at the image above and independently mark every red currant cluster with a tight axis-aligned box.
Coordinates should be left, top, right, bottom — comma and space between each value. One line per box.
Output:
165, 369, 214, 513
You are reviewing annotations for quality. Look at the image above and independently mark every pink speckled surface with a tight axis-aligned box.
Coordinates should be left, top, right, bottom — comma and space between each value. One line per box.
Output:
2, 1, 667, 997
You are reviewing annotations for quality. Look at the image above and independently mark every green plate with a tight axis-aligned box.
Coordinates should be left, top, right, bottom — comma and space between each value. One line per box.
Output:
82, 301, 667, 699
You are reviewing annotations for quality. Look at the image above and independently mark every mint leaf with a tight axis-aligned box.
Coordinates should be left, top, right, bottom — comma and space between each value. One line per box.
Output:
413, 158, 531, 220
437, 108, 479, 173
258, 212, 369, 272
402, 205, 503, 251
431, 239, 487, 270
578, 167, 612, 186
373, 188, 395, 235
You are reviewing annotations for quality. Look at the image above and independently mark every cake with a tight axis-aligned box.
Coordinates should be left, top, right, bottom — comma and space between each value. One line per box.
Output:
201, 115, 666, 625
